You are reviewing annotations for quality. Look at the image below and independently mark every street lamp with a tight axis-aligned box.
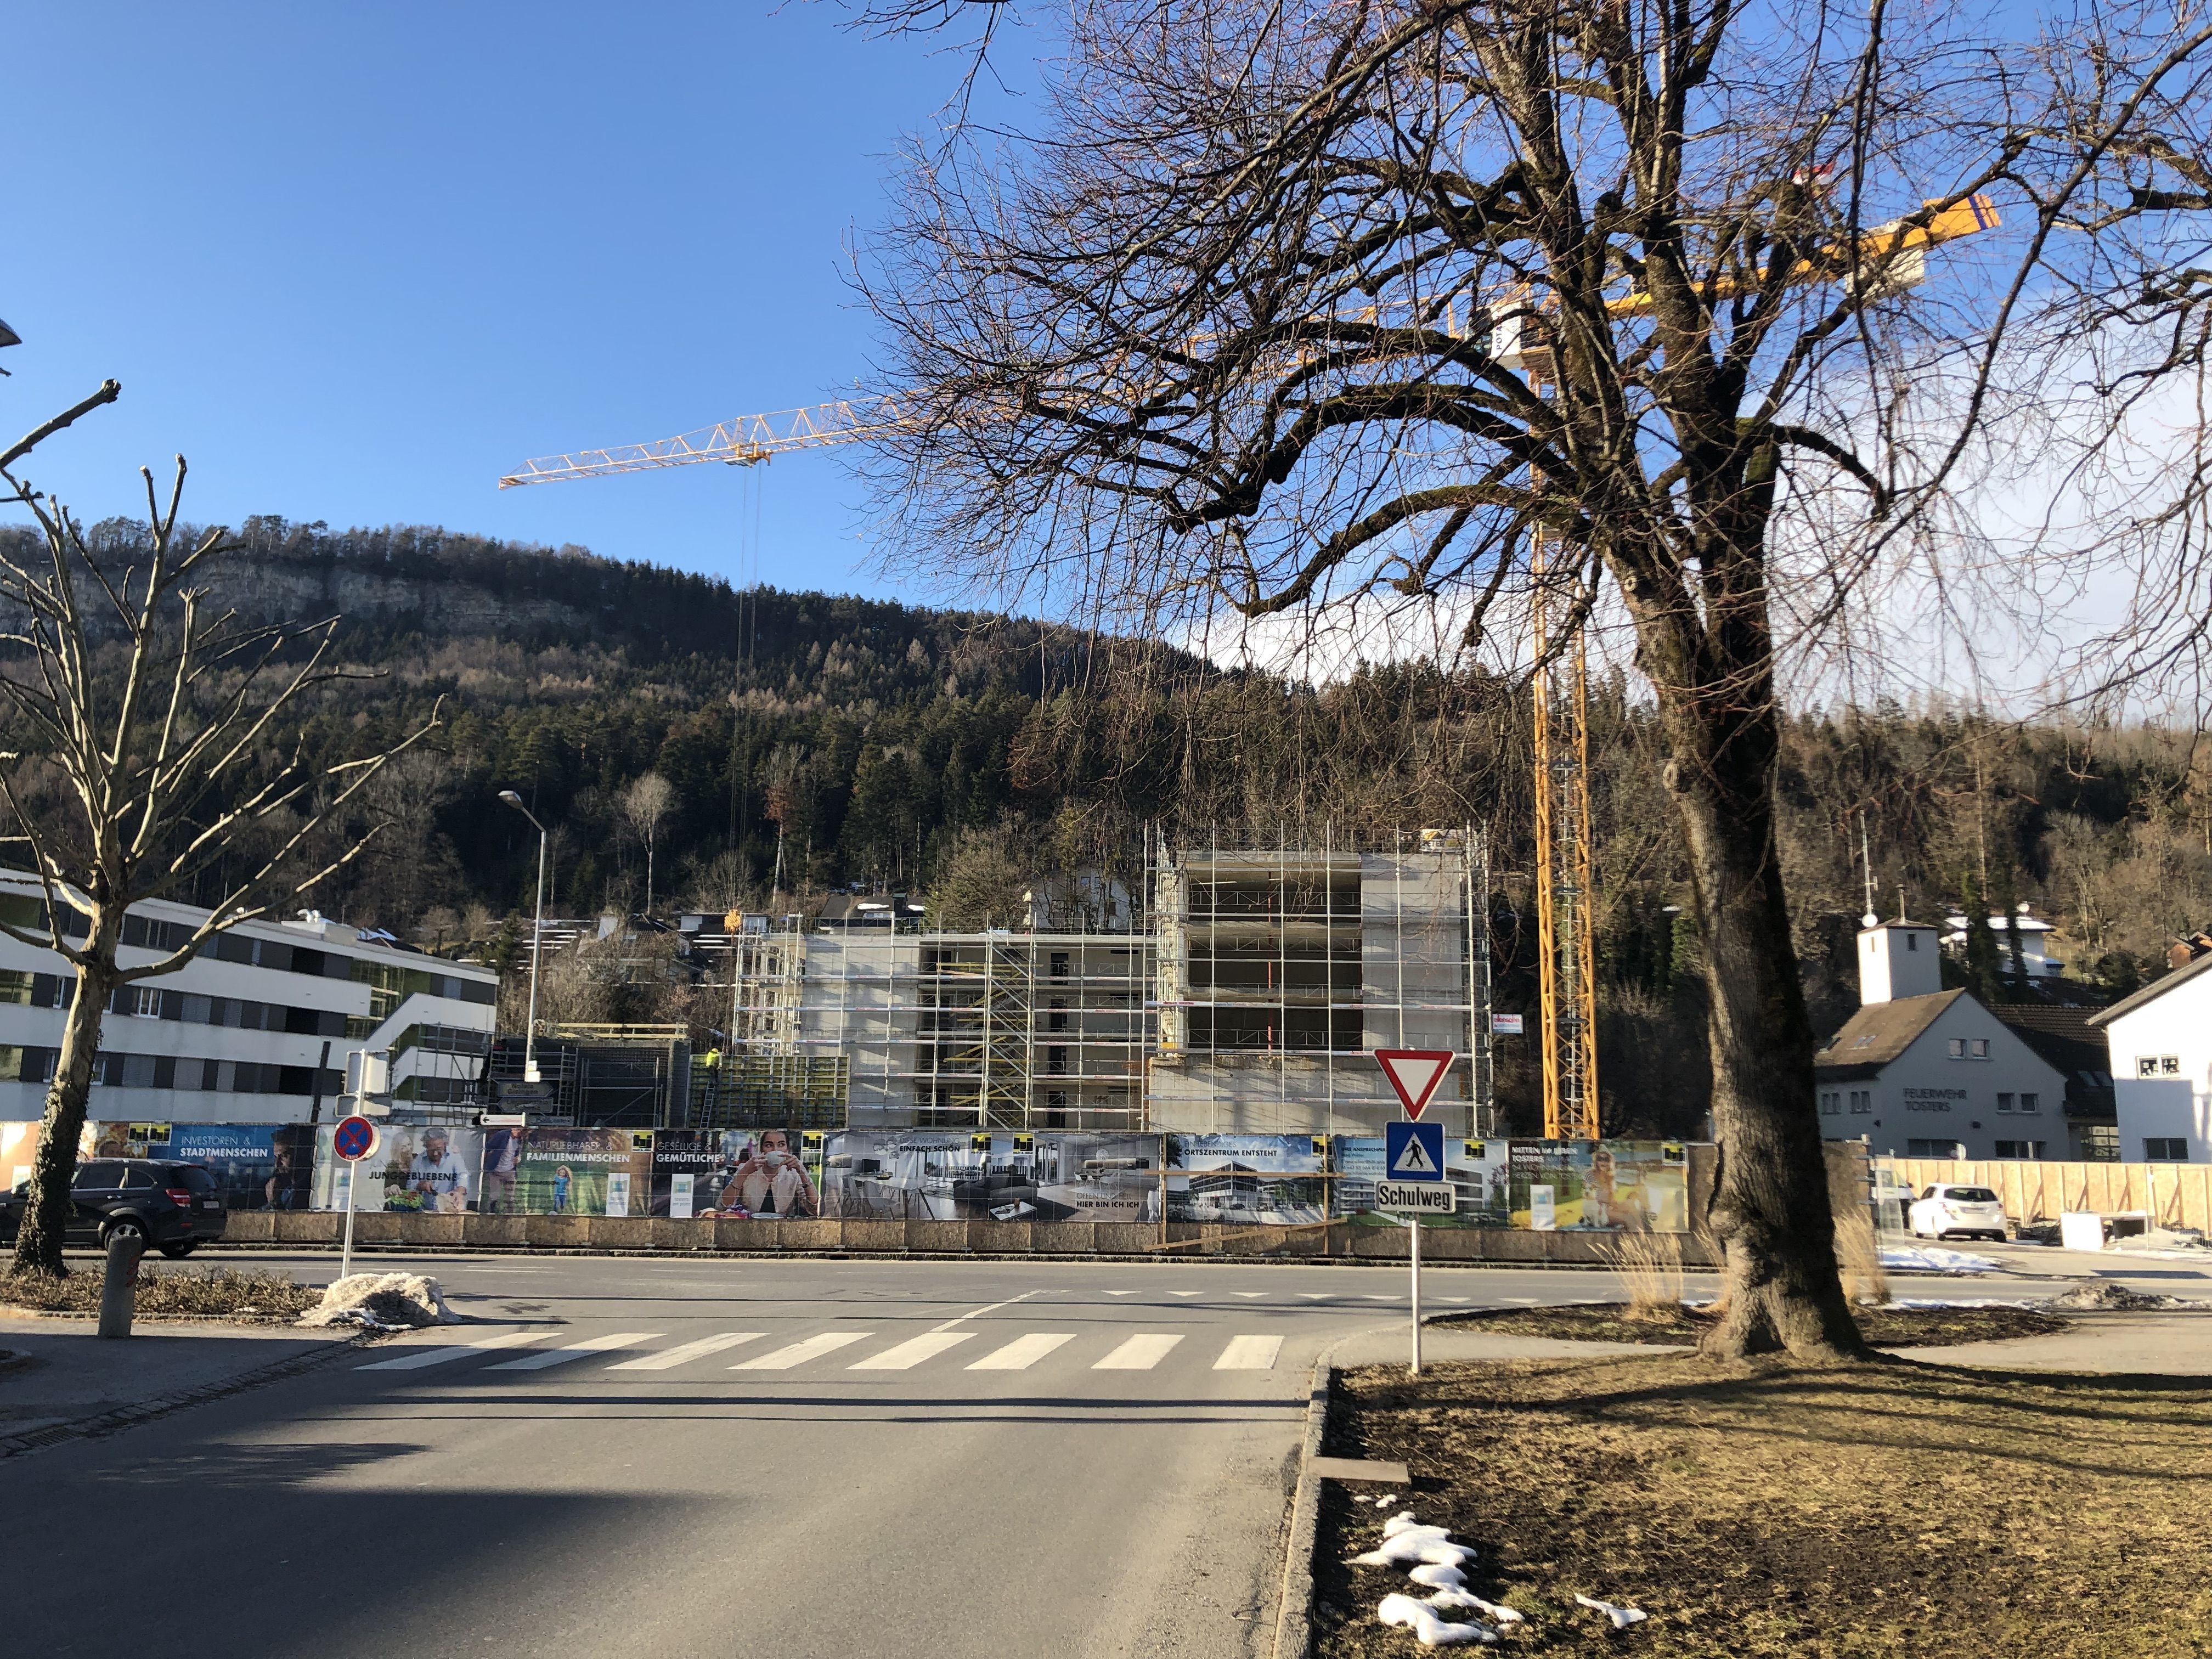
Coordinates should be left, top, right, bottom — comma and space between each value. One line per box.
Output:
499, 791, 548, 1084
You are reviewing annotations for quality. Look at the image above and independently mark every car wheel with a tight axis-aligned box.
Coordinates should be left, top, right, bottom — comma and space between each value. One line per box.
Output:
157, 1242, 198, 1259
101, 1216, 148, 1249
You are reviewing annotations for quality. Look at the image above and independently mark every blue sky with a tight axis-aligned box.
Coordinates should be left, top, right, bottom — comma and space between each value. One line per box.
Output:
0, 2, 1023, 602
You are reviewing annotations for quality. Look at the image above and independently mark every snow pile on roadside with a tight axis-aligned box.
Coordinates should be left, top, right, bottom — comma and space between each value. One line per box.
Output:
2046, 1279, 2187, 1312
1353, 1510, 1646, 1645
1881, 1244, 2000, 1273
296, 1272, 452, 1330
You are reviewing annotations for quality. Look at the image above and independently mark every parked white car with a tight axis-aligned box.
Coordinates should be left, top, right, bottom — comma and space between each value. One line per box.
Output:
1909, 1184, 2009, 1242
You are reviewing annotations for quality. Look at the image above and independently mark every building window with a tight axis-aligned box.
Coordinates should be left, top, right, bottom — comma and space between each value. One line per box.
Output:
1996, 1092, 2015, 1113
1948, 1039, 1966, 1058
131, 986, 162, 1018
2019, 1092, 2038, 1114
1906, 934, 1920, 950
1908, 1138, 1965, 1158
2138, 1055, 2181, 1077
2145, 1138, 2190, 1161
1971, 1039, 1989, 1059
1819, 1091, 1841, 1115
1993, 1140, 2045, 1159
1850, 1090, 1872, 1113
2079, 1125, 2120, 1161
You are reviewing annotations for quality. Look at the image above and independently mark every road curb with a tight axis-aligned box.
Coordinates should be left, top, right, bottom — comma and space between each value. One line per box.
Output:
0, 1325, 381, 1463
1271, 1350, 1334, 1659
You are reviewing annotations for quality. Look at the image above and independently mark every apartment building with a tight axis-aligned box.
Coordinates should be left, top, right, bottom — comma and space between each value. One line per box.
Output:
0, 873, 497, 1125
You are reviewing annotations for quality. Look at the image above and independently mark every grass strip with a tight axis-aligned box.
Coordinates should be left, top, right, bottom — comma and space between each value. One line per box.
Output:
0, 1265, 321, 1323
1316, 1352, 2212, 1657
1441, 1301, 2069, 1347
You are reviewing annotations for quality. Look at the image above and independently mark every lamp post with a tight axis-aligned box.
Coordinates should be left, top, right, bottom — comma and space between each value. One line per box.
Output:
499, 791, 548, 1084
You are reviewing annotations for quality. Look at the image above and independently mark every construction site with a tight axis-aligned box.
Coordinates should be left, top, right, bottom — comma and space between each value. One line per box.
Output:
692, 828, 1501, 1138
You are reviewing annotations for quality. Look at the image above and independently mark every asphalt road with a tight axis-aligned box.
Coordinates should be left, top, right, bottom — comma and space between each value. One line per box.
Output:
5, 1247, 2205, 1659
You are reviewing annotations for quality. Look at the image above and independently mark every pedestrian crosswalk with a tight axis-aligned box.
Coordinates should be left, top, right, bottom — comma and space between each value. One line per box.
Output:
358, 1324, 1291, 1381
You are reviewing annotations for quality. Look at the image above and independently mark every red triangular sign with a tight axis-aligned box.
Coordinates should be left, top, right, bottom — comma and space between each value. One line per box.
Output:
1374, 1048, 1455, 1120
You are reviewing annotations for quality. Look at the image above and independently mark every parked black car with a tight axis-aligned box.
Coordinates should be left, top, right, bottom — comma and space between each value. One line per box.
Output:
0, 1159, 225, 1257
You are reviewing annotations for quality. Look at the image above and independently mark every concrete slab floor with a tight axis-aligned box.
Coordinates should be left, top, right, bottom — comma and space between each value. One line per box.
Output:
0, 1319, 349, 1440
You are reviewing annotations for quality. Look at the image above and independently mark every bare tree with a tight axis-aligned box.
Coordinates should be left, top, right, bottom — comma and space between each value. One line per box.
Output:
0, 385, 439, 1277
862, 0, 2212, 1357
623, 771, 675, 916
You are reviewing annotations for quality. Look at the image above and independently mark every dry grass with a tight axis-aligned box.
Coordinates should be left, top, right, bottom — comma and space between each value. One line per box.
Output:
1314, 1353, 2212, 1658
1442, 1300, 2070, 1347
0, 1265, 321, 1323
1601, 1229, 1685, 1322
1835, 1206, 1891, 1306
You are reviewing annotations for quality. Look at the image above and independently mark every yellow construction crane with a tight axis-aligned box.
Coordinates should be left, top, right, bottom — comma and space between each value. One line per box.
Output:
499, 194, 2000, 1144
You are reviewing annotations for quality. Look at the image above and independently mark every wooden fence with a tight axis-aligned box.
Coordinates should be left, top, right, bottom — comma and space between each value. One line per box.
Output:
1883, 1158, 2212, 1231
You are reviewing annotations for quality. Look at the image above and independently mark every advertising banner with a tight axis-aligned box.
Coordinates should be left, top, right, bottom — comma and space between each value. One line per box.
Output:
1165, 1134, 1327, 1226
510, 1127, 653, 1217
821, 1130, 1161, 1222
371, 1124, 487, 1214
644, 1128, 822, 1220
1334, 1136, 1511, 1226
163, 1124, 279, 1212
1501, 1140, 1691, 1231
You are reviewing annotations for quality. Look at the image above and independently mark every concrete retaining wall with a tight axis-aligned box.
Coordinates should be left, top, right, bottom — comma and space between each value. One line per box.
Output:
211, 1210, 1718, 1263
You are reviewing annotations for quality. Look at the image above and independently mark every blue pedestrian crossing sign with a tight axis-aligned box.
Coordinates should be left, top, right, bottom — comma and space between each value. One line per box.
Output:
1384, 1120, 1445, 1182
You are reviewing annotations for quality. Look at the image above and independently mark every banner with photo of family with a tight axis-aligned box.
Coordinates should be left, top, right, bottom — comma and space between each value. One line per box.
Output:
1164, 1134, 1328, 1226
648, 1127, 821, 1220
510, 1127, 655, 1217
821, 1130, 1163, 1222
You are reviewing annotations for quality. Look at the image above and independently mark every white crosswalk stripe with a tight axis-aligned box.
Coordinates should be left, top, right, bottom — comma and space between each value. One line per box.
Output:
1296, 1293, 1334, 1300
1231, 1291, 1268, 1299
1214, 1335, 1283, 1370
850, 1332, 975, 1370
489, 1331, 662, 1371
358, 1329, 548, 1371
607, 1333, 765, 1371
1103, 1290, 1137, 1297
1094, 1333, 1184, 1370
732, 1331, 871, 1370
967, 1332, 1075, 1370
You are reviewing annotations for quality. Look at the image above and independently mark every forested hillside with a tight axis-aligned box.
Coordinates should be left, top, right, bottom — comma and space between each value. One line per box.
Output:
14, 515, 2212, 1133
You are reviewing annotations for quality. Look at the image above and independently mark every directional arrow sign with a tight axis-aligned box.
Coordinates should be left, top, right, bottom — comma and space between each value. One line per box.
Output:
1374, 1048, 1455, 1120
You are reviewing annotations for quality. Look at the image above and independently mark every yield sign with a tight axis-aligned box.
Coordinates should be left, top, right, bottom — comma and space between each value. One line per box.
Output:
1374, 1049, 1455, 1120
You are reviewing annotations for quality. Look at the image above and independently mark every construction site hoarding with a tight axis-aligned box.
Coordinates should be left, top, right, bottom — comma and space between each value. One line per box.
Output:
821, 1129, 1162, 1222
1165, 1133, 1328, 1225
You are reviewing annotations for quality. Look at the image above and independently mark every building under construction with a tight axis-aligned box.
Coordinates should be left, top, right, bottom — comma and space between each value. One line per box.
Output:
748, 830, 1492, 1137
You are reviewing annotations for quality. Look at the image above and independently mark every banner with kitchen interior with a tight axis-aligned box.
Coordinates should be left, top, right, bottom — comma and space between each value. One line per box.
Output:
1332, 1136, 1511, 1226
1500, 1139, 1692, 1231
820, 1130, 1164, 1223
657, 1126, 823, 1220
1164, 1133, 1328, 1226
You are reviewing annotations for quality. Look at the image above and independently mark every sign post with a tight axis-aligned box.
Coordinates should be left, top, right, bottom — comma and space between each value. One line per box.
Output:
1380, 1116, 1448, 1375
332, 1113, 379, 1282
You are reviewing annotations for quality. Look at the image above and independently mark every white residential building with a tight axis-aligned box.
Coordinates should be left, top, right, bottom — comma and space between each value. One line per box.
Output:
2088, 956, 2212, 1162
0, 874, 498, 1125
1940, 906, 2067, 981
1814, 920, 2069, 1160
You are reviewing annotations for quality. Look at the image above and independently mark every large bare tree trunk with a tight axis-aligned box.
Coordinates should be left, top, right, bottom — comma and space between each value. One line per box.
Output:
10, 934, 114, 1278
1651, 659, 1867, 1361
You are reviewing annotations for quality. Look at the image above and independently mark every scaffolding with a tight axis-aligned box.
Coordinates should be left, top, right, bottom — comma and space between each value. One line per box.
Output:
1146, 827, 1486, 1137
729, 829, 1489, 1138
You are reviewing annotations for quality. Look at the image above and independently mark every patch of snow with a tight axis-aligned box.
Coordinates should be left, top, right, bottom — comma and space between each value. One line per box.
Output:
1356, 1531, 1477, 1570
296, 1272, 452, 1330
1408, 1561, 1469, 1590
1378, 1593, 1499, 1646
1881, 1245, 2000, 1274
1419, 1588, 1525, 1624
1891, 1297, 2027, 1310
1575, 1594, 1649, 1629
